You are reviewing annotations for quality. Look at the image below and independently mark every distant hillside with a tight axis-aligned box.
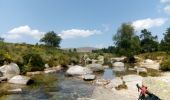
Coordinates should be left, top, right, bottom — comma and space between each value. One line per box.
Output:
63, 47, 98, 52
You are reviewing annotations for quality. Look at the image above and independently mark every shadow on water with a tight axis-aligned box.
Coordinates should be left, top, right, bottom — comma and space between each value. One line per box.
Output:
0, 71, 95, 100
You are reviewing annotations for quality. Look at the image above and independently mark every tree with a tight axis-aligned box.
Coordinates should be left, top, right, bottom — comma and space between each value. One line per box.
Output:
40, 31, 61, 47
73, 48, 77, 52
160, 27, 170, 53
0, 37, 4, 42
113, 23, 140, 57
140, 29, 159, 53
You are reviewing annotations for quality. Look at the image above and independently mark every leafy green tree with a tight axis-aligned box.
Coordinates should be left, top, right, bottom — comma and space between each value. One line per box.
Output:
40, 31, 61, 47
0, 37, 4, 42
160, 27, 170, 53
113, 23, 140, 57
73, 48, 77, 52
140, 29, 159, 53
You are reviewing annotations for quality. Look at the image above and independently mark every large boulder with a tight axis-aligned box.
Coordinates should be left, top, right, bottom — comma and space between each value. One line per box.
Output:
86, 64, 104, 72
66, 65, 92, 76
112, 62, 125, 72
0, 63, 20, 79
8, 75, 33, 85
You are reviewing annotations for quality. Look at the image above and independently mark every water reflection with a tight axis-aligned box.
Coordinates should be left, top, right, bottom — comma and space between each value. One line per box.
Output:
103, 68, 115, 80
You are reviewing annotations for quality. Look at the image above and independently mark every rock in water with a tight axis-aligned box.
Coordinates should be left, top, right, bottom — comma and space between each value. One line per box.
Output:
8, 75, 33, 85
7, 88, 22, 94
86, 64, 104, 72
136, 67, 147, 74
83, 74, 96, 81
0, 63, 20, 79
66, 65, 92, 76
112, 62, 125, 72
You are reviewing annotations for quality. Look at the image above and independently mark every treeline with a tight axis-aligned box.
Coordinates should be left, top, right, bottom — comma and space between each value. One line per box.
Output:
93, 23, 170, 57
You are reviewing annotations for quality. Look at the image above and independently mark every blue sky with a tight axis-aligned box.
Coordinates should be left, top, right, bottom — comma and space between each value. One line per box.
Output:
0, 0, 170, 48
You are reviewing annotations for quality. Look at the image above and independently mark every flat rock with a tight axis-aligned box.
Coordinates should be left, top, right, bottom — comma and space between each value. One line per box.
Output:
7, 88, 22, 94
77, 98, 95, 100
44, 69, 56, 74
139, 59, 160, 70
26, 71, 43, 76
143, 76, 170, 100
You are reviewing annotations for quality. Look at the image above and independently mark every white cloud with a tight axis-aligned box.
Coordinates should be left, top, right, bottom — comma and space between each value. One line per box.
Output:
2, 25, 44, 40
59, 29, 101, 39
160, 0, 170, 3
164, 5, 170, 14
132, 18, 167, 30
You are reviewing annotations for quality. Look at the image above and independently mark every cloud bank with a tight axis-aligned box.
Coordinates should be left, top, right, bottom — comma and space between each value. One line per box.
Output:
132, 18, 167, 30
59, 29, 101, 39
2, 25, 44, 40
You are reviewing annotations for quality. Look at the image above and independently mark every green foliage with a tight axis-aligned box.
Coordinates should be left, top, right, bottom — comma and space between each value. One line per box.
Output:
0, 37, 4, 42
160, 27, 170, 53
22, 52, 45, 72
147, 68, 161, 77
140, 29, 159, 53
40, 31, 62, 47
113, 23, 141, 57
0, 50, 12, 65
160, 60, 170, 71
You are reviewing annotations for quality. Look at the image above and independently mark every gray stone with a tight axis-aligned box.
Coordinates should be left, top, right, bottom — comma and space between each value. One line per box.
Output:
44, 64, 49, 68
111, 57, 126, 62
0, 77, 7, 81
26, 71, 43, 76
83, 74, 96, 81
44, 69, 56, 74
95, 79, 110, 86
112, 62, 125, 72
136, 67, 147, 74
66, 65, 92, 76
86, 64, 104, 72
77, 98, 95, 100
0, 63, 20, 79
8, 75, 32, 85
8, 88, 22, 94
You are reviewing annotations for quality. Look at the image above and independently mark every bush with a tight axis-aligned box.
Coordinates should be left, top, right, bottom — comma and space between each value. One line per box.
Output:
0, 50, 12, 65
22, 53, 45, 72
160, 60, 170, 71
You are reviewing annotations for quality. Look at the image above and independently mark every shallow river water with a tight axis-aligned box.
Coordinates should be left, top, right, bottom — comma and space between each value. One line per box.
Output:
0, 69, 115, 100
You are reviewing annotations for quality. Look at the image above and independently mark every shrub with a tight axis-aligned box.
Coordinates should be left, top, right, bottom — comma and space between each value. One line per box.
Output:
23, 53, 45, 72
160, 60, 170, 71
0, 50, 12, 65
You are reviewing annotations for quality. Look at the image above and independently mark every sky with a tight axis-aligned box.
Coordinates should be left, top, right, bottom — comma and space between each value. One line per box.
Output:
0, 0, 170, 48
